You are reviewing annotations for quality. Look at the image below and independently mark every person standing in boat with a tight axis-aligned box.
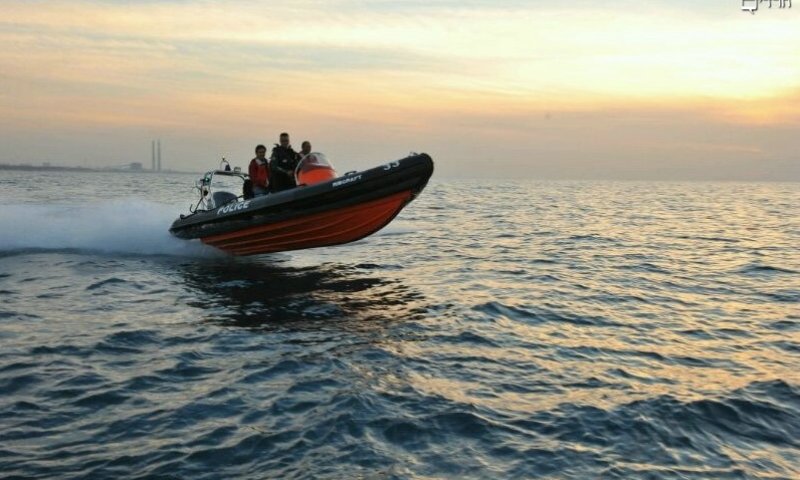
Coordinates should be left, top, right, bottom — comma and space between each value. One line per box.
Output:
270, 132, 300, 192
248, 144, 270, 196
299, 141, 312, 158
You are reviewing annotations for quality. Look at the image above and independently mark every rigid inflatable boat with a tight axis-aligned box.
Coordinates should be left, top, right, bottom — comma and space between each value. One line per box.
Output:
169, 153, 433, 255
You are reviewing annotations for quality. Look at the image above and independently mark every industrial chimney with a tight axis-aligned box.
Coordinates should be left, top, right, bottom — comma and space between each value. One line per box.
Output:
157, 139, 162, 172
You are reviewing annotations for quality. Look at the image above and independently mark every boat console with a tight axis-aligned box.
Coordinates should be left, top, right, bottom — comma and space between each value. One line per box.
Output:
190, 159, 249, 213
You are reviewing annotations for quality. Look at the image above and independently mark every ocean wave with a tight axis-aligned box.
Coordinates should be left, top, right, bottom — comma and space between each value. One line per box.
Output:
2, 179, 799, 478
474, 301, 626, 328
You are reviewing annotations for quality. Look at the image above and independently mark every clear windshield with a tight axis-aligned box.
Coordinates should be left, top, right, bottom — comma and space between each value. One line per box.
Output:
297, 153, 334, 172
210, 174, 243, 194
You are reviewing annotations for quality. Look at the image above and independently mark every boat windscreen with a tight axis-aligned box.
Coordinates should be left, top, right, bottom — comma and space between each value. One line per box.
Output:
295, 153, 337, 186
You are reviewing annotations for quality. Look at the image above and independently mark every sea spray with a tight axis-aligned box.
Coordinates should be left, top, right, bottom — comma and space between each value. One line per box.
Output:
0, 200, 220, 257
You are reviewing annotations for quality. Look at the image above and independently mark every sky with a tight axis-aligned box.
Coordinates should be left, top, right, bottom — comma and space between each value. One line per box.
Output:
1, 0, 799, 180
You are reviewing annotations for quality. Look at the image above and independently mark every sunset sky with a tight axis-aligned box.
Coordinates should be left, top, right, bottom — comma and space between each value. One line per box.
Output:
1, 1, 798, 179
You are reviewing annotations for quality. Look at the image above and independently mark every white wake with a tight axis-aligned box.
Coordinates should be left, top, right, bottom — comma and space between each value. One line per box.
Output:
0, 200, 220, 257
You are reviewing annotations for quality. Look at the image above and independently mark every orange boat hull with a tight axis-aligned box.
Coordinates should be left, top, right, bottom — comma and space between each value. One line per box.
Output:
201, 190, 413, 255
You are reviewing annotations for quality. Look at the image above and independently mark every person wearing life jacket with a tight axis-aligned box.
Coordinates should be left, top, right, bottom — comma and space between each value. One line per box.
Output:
269, 132, 300, 193
248, 144, 270, 196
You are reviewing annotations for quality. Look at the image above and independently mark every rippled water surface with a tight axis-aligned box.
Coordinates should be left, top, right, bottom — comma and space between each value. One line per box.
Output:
1, 170, 798, 479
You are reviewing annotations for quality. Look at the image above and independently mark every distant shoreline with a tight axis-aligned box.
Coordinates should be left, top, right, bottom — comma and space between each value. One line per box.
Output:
0, 164, 199, 174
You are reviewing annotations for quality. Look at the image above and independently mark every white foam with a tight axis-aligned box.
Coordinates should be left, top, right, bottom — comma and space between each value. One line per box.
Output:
0, 200, 221, 257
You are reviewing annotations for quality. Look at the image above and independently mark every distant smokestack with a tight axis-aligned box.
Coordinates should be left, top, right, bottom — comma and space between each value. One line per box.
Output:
157, 139, 162, 172
151, 140, 156, 171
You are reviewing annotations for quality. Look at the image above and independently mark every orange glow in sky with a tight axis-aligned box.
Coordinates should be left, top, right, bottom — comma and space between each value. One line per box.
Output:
1, 1, 798, 179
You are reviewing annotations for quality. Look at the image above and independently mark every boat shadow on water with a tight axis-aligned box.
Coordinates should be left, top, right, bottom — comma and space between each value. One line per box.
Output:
173, 257, 428, 331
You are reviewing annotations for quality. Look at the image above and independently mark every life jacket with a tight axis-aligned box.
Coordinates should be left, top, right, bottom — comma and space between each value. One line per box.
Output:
271, 145, 300, 172
249, 157, 269, 188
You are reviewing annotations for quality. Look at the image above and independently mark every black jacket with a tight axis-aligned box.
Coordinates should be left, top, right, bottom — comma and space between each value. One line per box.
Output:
269, 145, 300, 192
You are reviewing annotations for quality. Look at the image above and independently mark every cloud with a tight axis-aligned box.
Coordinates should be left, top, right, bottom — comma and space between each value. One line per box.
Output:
1, 1, 798, 179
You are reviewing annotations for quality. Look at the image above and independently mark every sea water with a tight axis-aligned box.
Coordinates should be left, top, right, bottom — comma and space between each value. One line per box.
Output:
1, 170, 798, 478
